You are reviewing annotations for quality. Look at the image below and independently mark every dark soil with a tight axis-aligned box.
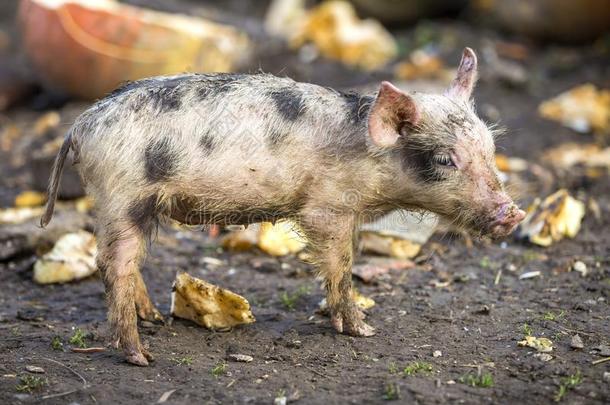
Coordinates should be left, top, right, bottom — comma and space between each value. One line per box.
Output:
0, 1, 609, 404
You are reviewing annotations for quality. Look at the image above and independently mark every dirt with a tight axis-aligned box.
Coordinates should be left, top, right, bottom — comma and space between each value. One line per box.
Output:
1, 1, 609, 404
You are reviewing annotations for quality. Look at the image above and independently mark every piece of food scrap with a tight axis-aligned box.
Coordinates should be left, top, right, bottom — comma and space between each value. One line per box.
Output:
538, 84, 610, 134
518, 189, 585, 247
171, 272, 255, 330
518, 336, 553, 353
33, 231, 97, 284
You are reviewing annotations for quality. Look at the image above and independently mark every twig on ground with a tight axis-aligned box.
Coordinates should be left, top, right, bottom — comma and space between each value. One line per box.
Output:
39, 357, 89, 400
592, 357, 610, 365
71, 347, 106, 353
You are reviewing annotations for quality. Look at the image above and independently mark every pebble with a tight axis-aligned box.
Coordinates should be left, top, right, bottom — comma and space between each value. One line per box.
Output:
603, 372, 610, 384
227, 353, 254, 363
433, 350, 442, 358
13, 394, 31, 401
287, 340, 302, 349
519, 271, 541, 280
570, 335, 584, 350
274, 396, 287, 405
25, 365, 45, 374
534, 353, 553, 362
572, 261, 587, 276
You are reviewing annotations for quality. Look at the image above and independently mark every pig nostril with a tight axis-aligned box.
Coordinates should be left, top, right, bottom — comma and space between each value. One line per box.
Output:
493, 203, 525, 227
494, 203, 510, 222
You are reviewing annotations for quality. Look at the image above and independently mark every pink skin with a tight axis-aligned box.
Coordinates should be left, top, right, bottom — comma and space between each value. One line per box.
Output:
489, 202, 526, 237
449, 140, 525, 238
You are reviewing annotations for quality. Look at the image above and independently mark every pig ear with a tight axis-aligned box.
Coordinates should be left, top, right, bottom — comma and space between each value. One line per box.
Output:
368, 81, 420, 147
445, 47, 478, 100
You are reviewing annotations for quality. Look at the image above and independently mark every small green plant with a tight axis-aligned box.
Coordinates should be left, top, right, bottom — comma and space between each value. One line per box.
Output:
69, 328, 87, 348
554, 370, 582, 402
388, 362, 399, 374
172, 356, 193, 366
542, 311, 565, 321
279, 285, 310, 311
211, 362, 227, 378
15, 375, 47, 392
522, 323, 533, 337
403, 362, 433, 376
459, 372, 494, 388
383, 382, 400, 400
479, 256, 491, 268
552, 332, 564, 341
51, 336, 63, 351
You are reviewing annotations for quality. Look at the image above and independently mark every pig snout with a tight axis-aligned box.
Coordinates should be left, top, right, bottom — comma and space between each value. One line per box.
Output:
488, 202, 526, 238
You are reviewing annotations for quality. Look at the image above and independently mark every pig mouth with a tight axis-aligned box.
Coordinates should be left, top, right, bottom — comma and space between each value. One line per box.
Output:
486, 220, 521, 238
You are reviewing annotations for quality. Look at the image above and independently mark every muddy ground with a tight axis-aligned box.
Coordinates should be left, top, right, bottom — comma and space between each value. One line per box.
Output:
1, 1, 609, 404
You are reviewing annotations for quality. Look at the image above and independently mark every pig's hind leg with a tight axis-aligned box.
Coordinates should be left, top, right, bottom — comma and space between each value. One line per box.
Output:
134, 270, 164, 323
95, 212, 154, 366
300, 211, 376, 337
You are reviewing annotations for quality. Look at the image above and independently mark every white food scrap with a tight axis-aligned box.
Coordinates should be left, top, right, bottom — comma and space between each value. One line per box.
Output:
394, 49, 454, 82
257, 221, 306, 256
518, 189, 585, 247
171, 272, 255, 330
360, 231, 421, 259
542, 143, 610, 170
518, 336, 553, 353
495, 154, 529, 172
538, 84, 610, 134
33, 231, 97, 284
287, 0, 397, 70
0, 206, 44, 224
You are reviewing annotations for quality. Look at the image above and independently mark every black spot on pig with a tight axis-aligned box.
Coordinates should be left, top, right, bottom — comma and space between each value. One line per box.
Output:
195, 73, 248, 100
401, 145, 446, 183
107, 77, 186, 112
268, 88, 304, 122
144, 138, 178, 182
127, 194, 158, 234
199, 132, 215, 154
341, 92, 374, 126
148, 87, 182, 112
129, 92, 154, 114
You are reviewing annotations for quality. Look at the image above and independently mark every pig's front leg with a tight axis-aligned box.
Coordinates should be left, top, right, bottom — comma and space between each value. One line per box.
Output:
300, 211, 375, 337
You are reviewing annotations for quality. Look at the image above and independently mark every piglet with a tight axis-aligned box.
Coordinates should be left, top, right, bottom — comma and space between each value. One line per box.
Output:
42, 48, 525, 366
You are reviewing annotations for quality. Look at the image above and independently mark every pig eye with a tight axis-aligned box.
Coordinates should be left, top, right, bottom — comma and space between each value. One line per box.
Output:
433, 153, 455, 168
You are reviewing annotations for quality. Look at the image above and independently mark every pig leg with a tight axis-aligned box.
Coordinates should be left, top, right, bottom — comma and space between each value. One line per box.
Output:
134, 270, 164, 323
96, 222, 152, 366
300, 211, 375, 337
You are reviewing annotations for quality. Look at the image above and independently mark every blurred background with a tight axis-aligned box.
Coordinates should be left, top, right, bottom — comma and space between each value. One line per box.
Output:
0, 2, 609, 403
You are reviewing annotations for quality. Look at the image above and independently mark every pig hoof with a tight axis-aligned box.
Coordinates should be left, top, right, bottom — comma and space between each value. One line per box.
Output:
331, 310, 376, 337
141, 347, 155, 362
125, 350, 149, 367
347, 321, 376, 337
137, 305, 165, 324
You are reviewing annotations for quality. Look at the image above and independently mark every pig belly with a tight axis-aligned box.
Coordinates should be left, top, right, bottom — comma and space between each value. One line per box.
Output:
169, 161, 313, 225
